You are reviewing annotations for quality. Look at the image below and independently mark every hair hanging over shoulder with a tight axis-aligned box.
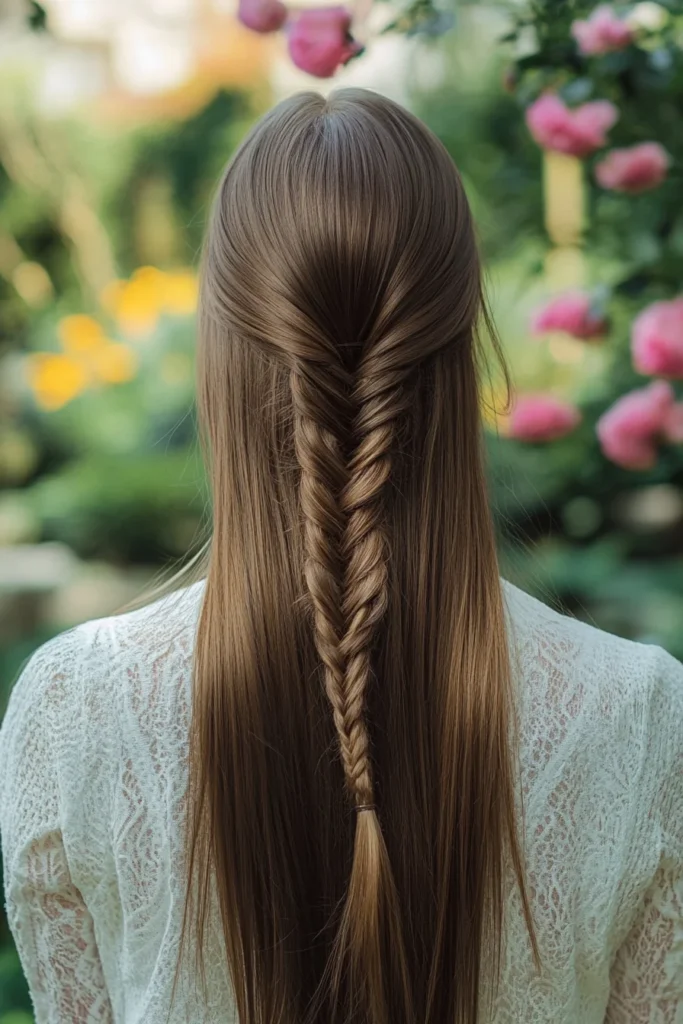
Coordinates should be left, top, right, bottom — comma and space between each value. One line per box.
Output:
169, 86, 540, 1024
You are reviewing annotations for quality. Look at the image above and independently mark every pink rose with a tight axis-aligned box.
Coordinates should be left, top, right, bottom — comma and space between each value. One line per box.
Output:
237, 0, 287, 32
531, 291, 608, 340
571, 5, 634, 56
632, 298, 683, 378
508, 394, 582, 442
597, 380, 683, 469
287, 6, 363, 78
525, 94, 619, 157
595, 142, 671, 193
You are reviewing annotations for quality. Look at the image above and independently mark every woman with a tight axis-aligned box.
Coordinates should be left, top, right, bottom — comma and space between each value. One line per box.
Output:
0, 87, 681, 1024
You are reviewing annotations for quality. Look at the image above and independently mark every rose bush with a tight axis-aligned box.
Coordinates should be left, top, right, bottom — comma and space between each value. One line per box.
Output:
455, 0, 683, 647
501, 1, 683, 476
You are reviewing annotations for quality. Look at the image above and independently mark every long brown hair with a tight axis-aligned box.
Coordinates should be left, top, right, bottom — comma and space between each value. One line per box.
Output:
168, 86, 540, 1024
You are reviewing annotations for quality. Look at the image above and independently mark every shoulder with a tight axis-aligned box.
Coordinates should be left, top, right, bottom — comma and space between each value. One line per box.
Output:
100, 577, 206, 661
0, 620, 104, 776
0, 578, 206, 807
500, 575, 683, 698
501, 576, 683, 789
500, 575, 652, 662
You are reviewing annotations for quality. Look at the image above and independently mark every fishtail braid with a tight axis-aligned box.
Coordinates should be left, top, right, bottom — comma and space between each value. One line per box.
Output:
339, 359, 413, 809
290, 362, 357, 782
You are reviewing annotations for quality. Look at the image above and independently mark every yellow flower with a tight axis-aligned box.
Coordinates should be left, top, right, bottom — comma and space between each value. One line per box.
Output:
104, 267, 167, 337
101, 267, 199, 333
25, 353, 89, 410
91, 343, 139, 384
162, 271, 198, 315
115, 280, 160, 336
132, 265, 167, 292
58, 314, 107, 356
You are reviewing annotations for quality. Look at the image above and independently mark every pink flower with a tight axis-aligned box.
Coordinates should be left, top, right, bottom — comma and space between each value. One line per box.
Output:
597, 380, 683, 469
595, 142, 671, 193
525, 94, 619, 157
287, 6, 363, 78
632, 298, 683, 378
571, 5, 634, 56
237, 0, 287, 32
531, 291, 608, 340
508, 394, 582, 442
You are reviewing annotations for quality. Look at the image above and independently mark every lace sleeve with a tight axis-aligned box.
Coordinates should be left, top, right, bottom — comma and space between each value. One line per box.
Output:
0, 635, 114, 1023
605, 645, 683, 1024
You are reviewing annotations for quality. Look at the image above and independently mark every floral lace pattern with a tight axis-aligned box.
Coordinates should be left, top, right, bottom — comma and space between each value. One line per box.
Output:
0, 578, 681, 1023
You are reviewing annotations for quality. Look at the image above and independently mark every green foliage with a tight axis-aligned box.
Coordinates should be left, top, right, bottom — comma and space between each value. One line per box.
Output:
109, 90, 253, 266
26, 1, 47, 33
491, 0, 683, 630
379, 0, 456, 37
414, 4, 683, 645
0, 944, 31, 1018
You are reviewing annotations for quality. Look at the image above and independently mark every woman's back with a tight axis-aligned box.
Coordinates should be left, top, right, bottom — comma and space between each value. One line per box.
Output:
1, 575, 681, 1022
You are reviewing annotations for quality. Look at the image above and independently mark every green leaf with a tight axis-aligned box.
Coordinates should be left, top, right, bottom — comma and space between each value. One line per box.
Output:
613, 272, 652, 297
27, 1, 47, 31
561, 77, 594, 103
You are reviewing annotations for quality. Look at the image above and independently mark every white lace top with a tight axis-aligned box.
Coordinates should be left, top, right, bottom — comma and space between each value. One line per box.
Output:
1, 577, 682, 1024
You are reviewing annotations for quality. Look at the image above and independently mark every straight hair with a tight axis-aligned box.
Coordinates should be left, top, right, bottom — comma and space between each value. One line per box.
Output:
148, 87, 542, 1023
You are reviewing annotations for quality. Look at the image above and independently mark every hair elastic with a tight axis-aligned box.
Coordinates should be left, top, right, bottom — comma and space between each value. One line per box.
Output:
355, 803, 377, 813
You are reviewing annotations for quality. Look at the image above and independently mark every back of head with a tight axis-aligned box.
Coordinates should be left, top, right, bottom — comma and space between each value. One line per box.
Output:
176, 87, 539, 1024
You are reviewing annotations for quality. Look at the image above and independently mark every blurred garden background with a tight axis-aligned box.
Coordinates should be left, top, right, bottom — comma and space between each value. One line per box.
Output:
1, 0, 682, 1017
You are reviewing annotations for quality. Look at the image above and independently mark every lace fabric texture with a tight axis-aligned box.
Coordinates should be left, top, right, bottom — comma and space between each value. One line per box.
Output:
0, 577, 681, 1023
